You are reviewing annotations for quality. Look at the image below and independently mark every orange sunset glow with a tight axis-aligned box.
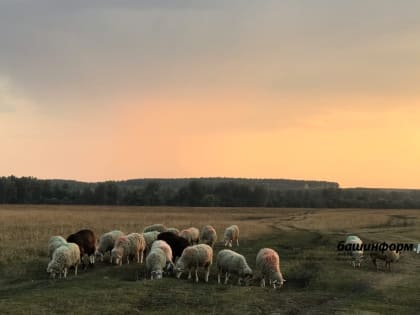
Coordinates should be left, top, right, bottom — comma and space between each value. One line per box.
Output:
1, 1, 419, 188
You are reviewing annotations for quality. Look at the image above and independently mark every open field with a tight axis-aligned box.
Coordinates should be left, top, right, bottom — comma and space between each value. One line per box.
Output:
1, 205, 420, 315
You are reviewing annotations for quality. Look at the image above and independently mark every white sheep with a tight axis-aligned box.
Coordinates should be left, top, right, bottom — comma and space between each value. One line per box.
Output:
95, 230, 125, 262
175, 244, 213, 283
146, 247, 167, 280
48, 236, 67, 259
256, 248, 286, 289
200, 225, 217, 247
111, 233, 146, 266
143, 231, 160, 251
179, 227, 200, 245
344, 235, 364, 268
47, 243, 80, 279
224, 225, 239, 247
370, 250, 400, 271
216, 249, 253, 285
166, 227, 180, 235
151, 240, 173, 264
143, 224, 166, 233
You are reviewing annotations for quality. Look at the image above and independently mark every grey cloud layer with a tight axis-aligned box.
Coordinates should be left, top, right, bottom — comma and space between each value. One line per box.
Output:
0, 0, 419, 111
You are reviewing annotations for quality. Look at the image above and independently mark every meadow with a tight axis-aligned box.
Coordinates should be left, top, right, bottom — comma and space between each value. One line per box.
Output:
0, 205, 420, 315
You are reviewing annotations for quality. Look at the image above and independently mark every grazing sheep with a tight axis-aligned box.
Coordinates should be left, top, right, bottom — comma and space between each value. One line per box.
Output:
370, 250, 400, 271
216, 249, 253, 285
48, 236, 67, 259
146, 247, 167, 280
67, 229, 96, 268
143, 224, 167, 233
166, 227, 180, 235
157, 231, 190, 262
179, 227, 200, 245
96, 230, 125, 262
256, 248, 286, 289
143, 231, 160, 251
224, 225, 240, 247
175, 244, 213, 283
47, 243, 80, 279
200, 225, 217, 248
111, 233, 146, 266
151, 240, 173, 264
344, 235, 364, 268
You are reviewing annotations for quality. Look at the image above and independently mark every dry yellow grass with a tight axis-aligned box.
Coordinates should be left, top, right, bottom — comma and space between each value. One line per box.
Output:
1, 205, 419, 314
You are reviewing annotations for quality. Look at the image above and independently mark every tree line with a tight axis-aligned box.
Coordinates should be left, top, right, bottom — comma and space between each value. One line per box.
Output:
1, 176, 420, 209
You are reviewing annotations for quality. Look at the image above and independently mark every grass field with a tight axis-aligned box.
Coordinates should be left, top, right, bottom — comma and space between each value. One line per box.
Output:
0, 205, 420, 315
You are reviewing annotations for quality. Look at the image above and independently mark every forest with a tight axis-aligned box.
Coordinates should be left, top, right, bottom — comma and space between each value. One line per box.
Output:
0, 175, 419, 209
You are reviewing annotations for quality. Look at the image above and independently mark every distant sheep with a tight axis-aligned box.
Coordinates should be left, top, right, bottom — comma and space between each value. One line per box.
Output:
111, 233, 146, 266
48, 236, 67, 259
143, 224, 167, 233
344, 235, 364, 268
67, 229, 96, 267
47, 243, 80, 279
143, 231, 160, 251
216, 249, 253, 285
158, 231, 190, 262
224, 225, 239, 247
175, 244, 213, 283
370, 250, 400, 271
166, 227, 180, 235
96, 230, 125, 262
146, 247, 167, 280
200, 225, 217, 247
179, 227, 200, 245
256, 248, 286, 289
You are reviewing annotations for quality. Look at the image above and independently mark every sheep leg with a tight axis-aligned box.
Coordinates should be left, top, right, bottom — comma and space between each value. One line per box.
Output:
205, 267, 210, 283
74, 264, 78, 276
64, 268, 67, 279
224, 272, 229, 284
237, 278, 242, 285
140, 251, 144, 264
195, 267, 199, 283
217, 271, 221, 284
236, 238, 239, 247
260, 278, 265, 288
136, 252, 139, 264
188, 269, 192, 280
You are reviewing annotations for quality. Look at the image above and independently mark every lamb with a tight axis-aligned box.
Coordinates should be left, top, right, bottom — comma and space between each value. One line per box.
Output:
344, 235, 364, 268
216, 249, 253, 285
143, 224, 167, 233
179, 227, 200, 245
256, 248, 286, 289
146, 247, 167, 280
166, 227, 180, 235
48, 236, 67, 259
370, 250, 400, 271
47, 243, 80, 279
111, 233, 146, 266
157, 231, 190, 261
96, 230, 125, 262
200, 225, 217, 248
67, 229, 96, 267
224, 225, 240, 247
175, 244, 213, 283
151, 240, 173, 264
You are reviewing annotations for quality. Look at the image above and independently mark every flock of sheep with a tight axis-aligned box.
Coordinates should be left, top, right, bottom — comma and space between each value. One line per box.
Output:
344, 235, 401, 270
47, 224, 286, 289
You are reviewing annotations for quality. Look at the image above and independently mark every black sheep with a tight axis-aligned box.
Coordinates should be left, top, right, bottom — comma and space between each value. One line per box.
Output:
67, 229, 96, 268
157, 231, 190, 261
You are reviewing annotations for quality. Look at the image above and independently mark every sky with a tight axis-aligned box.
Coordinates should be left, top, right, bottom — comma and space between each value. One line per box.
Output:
0, 0, 419, 188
